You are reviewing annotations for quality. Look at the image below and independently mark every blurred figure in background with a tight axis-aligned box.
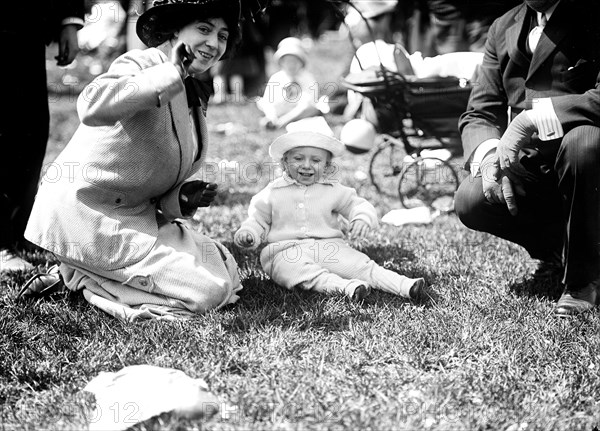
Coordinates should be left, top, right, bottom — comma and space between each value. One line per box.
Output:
258, 0, 340, 50
0, 0, 84, 272
256, 37, 323, 129
344, 0, 398, 47
342, 0, 483, 129
77, 1, 129, 75
342, 0, 401, 128
426, 0, 522, 54
212, 13, 267, 103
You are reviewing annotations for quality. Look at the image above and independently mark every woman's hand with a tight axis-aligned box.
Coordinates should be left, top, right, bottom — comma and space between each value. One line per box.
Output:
234, 231, 255, 248
170, 41, 195, 79
349, 220, 370, 239
180, 181, 218, 214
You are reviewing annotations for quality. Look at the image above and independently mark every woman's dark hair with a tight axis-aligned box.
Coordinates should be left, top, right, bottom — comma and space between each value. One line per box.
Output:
156, 13, 241, 57
137, 1, 242, 58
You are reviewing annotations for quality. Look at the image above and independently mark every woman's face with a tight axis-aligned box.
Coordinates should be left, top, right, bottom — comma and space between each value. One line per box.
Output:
176, 17, 229, 74
283, 147, 331, 186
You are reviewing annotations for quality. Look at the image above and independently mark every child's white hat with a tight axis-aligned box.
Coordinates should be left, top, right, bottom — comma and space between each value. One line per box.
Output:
273, 37, 308, 66
269, 130, 345, 160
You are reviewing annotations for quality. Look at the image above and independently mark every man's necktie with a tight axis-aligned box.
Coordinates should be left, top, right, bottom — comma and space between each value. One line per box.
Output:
528, 13, 547, 54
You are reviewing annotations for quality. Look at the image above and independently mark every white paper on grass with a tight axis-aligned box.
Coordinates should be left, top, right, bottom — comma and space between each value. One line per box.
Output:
381, 206, 439, 226
84, 365, 221, 431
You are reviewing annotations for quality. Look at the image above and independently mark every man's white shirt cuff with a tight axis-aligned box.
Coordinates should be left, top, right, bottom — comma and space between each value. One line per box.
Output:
61, 17, 85, 28
528, 98, 564, 141
470, 138, 499, 176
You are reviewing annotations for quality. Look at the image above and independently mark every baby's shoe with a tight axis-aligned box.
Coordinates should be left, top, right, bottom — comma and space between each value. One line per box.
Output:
408, 278, 426, 300
352, 284, 371, 302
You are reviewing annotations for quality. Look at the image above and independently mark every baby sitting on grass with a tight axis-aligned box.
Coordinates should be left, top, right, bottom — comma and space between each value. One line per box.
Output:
234, 130, 426, 301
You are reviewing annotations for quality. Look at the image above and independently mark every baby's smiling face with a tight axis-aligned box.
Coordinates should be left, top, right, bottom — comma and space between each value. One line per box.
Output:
283, 146, 332, 186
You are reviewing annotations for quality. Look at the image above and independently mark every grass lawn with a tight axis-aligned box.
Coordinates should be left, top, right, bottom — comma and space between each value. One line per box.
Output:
2, 35, 600, 431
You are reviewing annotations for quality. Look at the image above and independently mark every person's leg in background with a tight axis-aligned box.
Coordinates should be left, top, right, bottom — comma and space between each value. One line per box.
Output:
426, 0, 469, 55
0, 35, 48, 272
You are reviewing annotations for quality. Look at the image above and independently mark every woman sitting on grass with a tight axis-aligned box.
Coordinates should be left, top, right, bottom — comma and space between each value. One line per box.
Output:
22, 0, 244, 321
234, 128, 426, 301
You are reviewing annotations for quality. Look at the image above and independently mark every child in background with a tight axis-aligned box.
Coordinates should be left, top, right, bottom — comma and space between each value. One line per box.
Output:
234, 130, 426, 301
256, 37, 322, 129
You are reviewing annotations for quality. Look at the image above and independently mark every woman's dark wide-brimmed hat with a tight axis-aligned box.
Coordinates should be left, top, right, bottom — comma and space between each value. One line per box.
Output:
136, 0, 241, 55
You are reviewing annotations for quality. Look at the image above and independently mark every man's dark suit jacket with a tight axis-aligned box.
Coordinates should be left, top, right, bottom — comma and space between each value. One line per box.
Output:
459, 0, 600, 168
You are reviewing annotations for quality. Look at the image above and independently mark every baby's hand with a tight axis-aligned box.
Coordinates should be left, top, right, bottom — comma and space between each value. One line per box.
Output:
234, 231, 255, 248
349, 220, 370, 239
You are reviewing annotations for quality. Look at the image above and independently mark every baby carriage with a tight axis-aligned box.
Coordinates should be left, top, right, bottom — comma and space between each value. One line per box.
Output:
337, 0, 475, 210
341, 64, 472, 210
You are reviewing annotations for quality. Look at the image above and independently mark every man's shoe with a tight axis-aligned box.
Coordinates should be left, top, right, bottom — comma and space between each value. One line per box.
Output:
0, 249, 33, 273
554, 282, 599, 317
17, 265, 64, 299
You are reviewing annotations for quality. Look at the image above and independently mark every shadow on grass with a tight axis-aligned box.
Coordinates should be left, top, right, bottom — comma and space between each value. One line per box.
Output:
508, 274, 564, 302
224, 273, 440, 333
9, 240, 437, 331
359, 243, 417, 264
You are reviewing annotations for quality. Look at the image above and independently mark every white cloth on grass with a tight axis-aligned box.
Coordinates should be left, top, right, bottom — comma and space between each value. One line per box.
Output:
84, 365, 222, 431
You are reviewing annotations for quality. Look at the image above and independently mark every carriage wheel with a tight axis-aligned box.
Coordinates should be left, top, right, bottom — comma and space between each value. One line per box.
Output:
397, 157, 460, 210
368, 137, 407, 197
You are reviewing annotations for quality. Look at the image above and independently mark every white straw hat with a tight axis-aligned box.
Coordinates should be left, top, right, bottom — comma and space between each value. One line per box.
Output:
269, 131, 345, 161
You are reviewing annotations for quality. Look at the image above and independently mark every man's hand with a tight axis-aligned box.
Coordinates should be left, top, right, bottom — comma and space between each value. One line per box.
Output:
481, 154, 525, 216
496, 110, 537, 178
180, 181, 218, 213
56, 25, 79, 66
349, 220, 370, 239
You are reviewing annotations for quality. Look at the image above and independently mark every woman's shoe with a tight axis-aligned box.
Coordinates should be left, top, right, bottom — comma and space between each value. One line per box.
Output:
554, 281, 599, 317
352, 284, 371, 302
17, 265, 64, 299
